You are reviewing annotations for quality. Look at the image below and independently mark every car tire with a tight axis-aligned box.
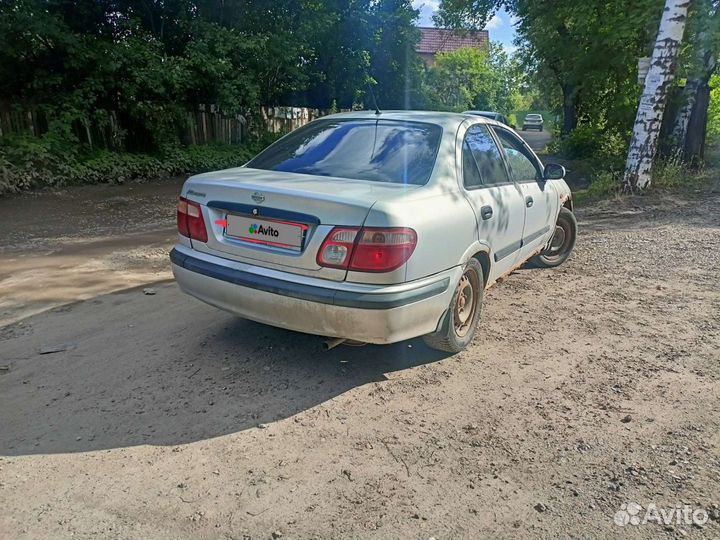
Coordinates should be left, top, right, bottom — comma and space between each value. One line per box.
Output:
532, 207, 577, 268
423, 258, 484, 353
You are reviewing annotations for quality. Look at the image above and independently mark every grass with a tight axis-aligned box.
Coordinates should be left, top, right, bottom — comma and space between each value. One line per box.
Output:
571, 143, 720, 204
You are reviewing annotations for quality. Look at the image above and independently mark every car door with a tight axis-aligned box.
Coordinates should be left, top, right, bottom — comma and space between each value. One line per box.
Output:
458, 123, 526, 282
492, 126, 557, 262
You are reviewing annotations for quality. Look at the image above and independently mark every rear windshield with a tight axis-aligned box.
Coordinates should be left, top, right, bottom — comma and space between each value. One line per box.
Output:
246, 119, 442, 185
526, 114, 542, 119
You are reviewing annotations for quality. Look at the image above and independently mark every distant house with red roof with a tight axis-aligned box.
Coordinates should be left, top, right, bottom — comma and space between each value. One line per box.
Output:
416, 27, 490, 65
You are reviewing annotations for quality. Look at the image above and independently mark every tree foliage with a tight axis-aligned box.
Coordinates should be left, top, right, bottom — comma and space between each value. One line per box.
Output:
709, 75, 720, 143
0, 0, 424, 149
438, 0, 719, 172
423, 43, 524, 112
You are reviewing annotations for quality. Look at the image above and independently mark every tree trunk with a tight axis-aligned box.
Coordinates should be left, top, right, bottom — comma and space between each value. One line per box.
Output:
684, 81, 711, 162
623, 0, 691, 191
669, 78, 701, 156
668, 0, 718, 160
561, 83, 578, 135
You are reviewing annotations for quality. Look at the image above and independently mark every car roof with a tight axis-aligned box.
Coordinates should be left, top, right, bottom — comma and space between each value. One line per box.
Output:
463, 110, 501, 116
526, 113, 543, 117
320, 110, 498, 131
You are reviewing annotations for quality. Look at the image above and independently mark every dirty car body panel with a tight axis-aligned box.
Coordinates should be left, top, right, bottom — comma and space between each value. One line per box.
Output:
171, 111, 572, 344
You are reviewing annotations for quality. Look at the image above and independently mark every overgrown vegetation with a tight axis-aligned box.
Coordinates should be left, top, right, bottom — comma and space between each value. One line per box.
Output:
423, 44, 528, 113
709, 76, 720, 144
438, 0, 720, 194
1, 0, 718, 196
0, 137, 274, 194
0, 0, 530, 194
0, 0, 424, 149
548, 124, 629, 172
577, 149, 719, 201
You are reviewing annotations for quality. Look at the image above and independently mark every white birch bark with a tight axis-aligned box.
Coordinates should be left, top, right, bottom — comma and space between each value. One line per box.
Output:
670, 79, 701, 157
623, 0, 691, 191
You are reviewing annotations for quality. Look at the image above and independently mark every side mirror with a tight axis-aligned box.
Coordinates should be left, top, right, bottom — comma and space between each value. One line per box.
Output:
544, 163, 566, 180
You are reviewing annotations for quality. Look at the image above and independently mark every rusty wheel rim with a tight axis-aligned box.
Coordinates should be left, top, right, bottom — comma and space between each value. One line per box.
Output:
454, 269, 479, 337
543, 223, 570, 260
548, 225, 566, 254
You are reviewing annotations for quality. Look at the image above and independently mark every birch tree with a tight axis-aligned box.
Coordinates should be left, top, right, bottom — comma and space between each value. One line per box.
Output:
669, 0, 719, 161
623, 0, 692, 191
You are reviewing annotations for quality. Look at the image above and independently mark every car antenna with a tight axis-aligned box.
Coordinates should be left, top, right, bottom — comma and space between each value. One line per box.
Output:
365, 78, 381, 116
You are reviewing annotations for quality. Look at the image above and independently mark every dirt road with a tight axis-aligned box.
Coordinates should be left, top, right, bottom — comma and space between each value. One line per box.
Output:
0, 178, 181, 326
1, 179, 719, 539
519, 128, 553, 152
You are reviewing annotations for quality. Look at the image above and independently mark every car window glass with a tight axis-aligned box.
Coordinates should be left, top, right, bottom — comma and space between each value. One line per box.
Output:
462, 125, 509, 187
493, 128, 542, 182
247, 119, 442, 185
462, 139, 483, 188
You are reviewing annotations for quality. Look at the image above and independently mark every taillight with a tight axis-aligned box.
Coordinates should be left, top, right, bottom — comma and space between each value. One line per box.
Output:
177, 197, 208, 243
350, 227, 417, 272
316, 227, 359, 269
317, 226, 417, 272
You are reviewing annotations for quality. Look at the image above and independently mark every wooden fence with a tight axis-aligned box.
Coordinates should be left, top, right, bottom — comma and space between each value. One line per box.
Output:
0, 103, 347, 148
186, 104, 246, 145
0, 103, 48, 138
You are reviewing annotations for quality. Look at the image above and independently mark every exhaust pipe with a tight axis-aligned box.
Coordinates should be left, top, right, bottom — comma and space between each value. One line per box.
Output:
323, 337, 347, 350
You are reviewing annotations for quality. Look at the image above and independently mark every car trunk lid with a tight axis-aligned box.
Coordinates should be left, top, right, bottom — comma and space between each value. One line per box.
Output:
182, 167, 419, 281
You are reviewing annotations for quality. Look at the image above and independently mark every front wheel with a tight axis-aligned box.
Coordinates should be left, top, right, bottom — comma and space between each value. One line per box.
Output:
532, 207, 577, 268
423, 258, 484, 353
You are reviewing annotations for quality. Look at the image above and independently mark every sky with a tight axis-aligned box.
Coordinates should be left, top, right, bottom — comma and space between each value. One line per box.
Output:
411, 0, 518, 53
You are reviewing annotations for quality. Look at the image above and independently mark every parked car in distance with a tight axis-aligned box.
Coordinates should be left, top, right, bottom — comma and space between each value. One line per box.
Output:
171, 111, 576, 352
522, 113, 544, 131
464, 110, 514, 128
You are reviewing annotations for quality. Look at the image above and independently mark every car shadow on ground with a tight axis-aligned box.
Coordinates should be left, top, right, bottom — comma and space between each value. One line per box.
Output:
0, 284, 451, 456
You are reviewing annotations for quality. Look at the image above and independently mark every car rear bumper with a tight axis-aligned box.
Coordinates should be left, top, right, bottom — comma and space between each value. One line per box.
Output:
170, 246, 459, 344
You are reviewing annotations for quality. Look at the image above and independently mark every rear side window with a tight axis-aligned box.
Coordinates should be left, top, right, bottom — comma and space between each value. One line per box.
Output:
247, 119, 442, 185
462, 124, 509, 188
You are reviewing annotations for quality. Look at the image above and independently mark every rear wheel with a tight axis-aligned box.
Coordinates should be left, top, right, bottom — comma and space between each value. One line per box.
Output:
532, 207, 577, 268
423, 258, 483, 353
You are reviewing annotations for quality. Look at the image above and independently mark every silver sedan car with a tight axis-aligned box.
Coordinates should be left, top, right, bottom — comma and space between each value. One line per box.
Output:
522, 113, 544, 131
171, 111, 576, 352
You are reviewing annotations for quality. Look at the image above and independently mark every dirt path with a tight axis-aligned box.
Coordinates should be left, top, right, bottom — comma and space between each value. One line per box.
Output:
0, 178, 182, 326
1, 180, 719, 539
519, 128, 552, 152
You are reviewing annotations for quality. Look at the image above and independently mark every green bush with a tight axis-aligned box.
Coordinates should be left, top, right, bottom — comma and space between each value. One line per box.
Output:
0, 136, 270, 195
553, 124, 628, 171
708, 75, 720, 145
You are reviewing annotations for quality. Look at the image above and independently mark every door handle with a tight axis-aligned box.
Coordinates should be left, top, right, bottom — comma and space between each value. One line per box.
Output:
480, 206, 493, 220
525, 196, 534, 208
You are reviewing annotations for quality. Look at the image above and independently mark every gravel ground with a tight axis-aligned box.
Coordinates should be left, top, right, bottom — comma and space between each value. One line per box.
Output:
0, 180, 719, 539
